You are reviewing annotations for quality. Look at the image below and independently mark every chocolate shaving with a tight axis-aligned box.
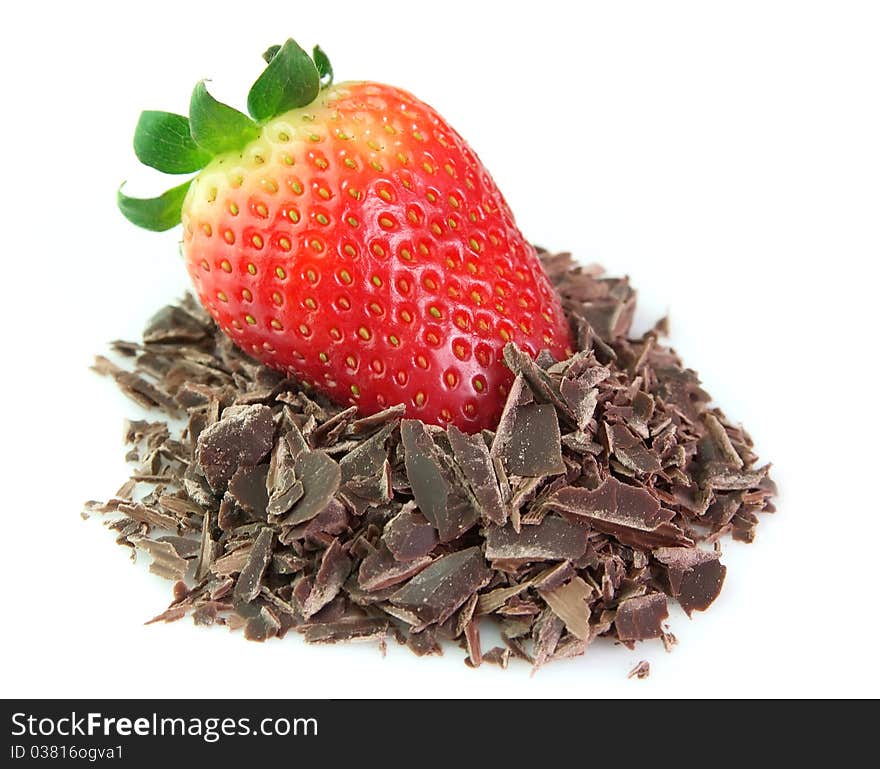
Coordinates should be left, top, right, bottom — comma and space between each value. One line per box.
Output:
115, 501, 180, 531
301, 539, 352, 617
135, 538, 189, 580
358, 547, 433, 592
390, 547, 492, 628
485, 516, 587, 562
265, 434, 304, 519
702, 465, 767, 492
304, 618, 388, 644
383, 507, 438, 562
502, 344, 574, 424
538, 576, 592, 641
615, 593, 668, 641
87, 252, 777, 669
448, 425, 507, 525
196, 405, 275, 490
483, 646, 511, 669
155, 535, 200, 559
547, 476, 669, 529
228, 464, 269, 519
532, 610, 565, 671
604, 423, 661, 476
463, 619, 482, 667
499, 404, 566, 478
560, 377, 598, 430
233, 527, 273, 603
401, 420, 478, 542
279, 451, 340, 526
653, 547, 727, 615
211, 546, 251, 577
339, 422, 395, 482
241, 605, 282, 642
406, 627, 443, 656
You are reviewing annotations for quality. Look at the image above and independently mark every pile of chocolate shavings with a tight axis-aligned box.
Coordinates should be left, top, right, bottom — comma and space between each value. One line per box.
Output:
85, 250, 777, 671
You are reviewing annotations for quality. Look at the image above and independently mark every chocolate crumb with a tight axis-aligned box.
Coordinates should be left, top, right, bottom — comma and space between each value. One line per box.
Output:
627, 660, 650, 679
483, 646, 511, 669
662, 631, 678, 653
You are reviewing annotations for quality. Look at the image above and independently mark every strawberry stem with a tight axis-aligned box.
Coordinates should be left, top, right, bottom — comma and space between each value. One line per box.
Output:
117, 180, 192, 232
119, 38, 333, 232
262, 45, 281, 64
247, 38, 320, 123
313, 45, 333, 87
133, 111, 211, 174
190, 82, 260, 155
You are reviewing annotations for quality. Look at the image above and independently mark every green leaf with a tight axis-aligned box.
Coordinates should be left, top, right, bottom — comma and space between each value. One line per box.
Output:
117, 179, 192, 232
313, 45, 333, 87
133, 111, 212, 174
189, 81, 260, 155
247, 38, 320, 122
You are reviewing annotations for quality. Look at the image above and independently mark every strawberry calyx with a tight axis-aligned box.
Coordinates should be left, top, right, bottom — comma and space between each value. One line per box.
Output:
118, 38, 332, 232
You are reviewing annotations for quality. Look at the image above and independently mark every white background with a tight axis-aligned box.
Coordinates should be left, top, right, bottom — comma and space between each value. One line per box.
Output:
2, 0, 877, 698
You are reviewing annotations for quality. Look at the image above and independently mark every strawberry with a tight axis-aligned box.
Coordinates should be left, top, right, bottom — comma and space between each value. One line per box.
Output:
119, 39, 573, 431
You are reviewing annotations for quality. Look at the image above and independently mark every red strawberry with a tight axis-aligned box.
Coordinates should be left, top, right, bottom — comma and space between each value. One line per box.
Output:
119, 39, 573, 431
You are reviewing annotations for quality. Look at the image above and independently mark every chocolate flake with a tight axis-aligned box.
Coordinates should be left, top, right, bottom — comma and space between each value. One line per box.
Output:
265, 435, 304, 519
500, 404, 566, 477
615, 593, 669, 641
560, 377, 598, 430
135, 538, 189, 580
448, 425, 507, 525
228, 464, 269, 518
548, 476, 667, 529
463, 619, 482, 667
485, 516, 588, 562
390, 547, 492, 628
604, 423, 661, 476
532, 610, 565, 671
539, 576, 592, 641
401, 420, 478, 542
653, 547, 727, 615
407, 627, 443, 656
242, 605, 282, 642
155, 535, 200, 559
211, 546, 252, 577
233, 527, 273, 603
358, 547, 433, 591
279, 451, 341, 526
114, 501, 180, 531
302, 539, 352, 617
546, 477, 691, 548
304, 618, 388, 644
383, 507, 438, 562
196, 405, 275, 490
476, 579, 535, 615
483, 646, 511, 669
